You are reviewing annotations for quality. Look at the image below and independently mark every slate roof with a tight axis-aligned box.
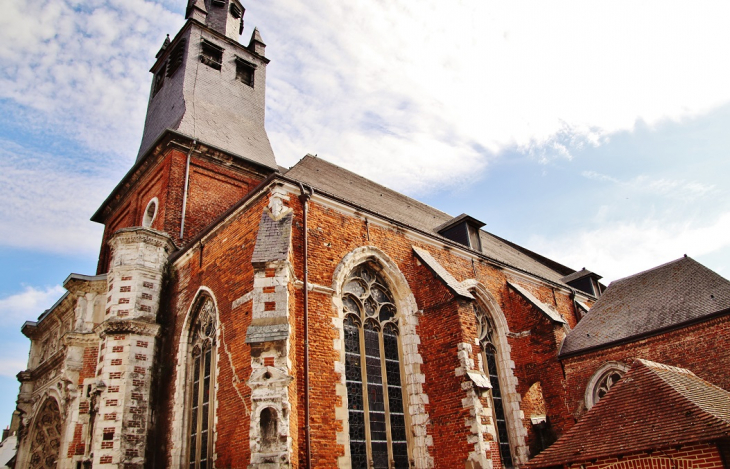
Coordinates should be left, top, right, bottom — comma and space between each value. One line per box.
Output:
560, 256, 730, 356
284, 155, 575, 285
560, 267, 601, 284
507, 282, 566, 324
251, 210, 293, 266
527, 359, 730, 468
412, 247, 475, 300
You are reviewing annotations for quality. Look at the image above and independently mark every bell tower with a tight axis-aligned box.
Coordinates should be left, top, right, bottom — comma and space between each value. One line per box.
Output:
137, 0, 276, 170
93, 0, 278, 272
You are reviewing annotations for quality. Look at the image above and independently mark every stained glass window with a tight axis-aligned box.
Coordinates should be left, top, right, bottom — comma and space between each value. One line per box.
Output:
188, 298, 217, 469
474, 303, 513, 468
343, 264, 409, 469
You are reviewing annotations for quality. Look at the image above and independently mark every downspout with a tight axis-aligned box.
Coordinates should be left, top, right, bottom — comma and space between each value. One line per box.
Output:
298, 183, 314, 469
179, 140, 197, 240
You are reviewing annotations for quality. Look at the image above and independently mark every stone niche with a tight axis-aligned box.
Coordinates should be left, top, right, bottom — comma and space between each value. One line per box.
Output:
247, 365, 293, 469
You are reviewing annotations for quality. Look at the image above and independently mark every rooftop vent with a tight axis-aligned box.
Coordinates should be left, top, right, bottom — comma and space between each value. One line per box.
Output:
435, 214, 485, 253
561, 268, 603, 297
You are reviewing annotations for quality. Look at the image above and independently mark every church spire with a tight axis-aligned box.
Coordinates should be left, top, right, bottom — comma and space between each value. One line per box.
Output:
136, 1, 277, 170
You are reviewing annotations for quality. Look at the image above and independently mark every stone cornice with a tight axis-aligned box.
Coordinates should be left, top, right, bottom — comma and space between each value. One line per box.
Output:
109, 227, 177, 252
29, 349, 65, 381
96, 318, 161, 338
63, 332, 100, 348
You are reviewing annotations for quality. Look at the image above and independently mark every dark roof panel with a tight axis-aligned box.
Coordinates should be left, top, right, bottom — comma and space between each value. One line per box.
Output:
285, 155, 575, 284
561, 256, 730, 356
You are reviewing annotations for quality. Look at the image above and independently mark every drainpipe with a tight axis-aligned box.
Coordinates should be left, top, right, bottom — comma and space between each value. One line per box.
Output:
179, 140, 197, 240
298, 183, 314, 469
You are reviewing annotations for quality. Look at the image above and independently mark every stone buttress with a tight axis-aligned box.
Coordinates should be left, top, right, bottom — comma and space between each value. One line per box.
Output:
245, 185, 295, 468
92, 228, 175, 468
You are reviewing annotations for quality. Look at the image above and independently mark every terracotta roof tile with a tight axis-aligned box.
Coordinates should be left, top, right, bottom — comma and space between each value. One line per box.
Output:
527, 359, 730, 468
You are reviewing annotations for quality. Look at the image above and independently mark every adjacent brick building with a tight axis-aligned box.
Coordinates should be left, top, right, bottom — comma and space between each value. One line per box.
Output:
9, 1, 730, 469
526, 359, 730, 469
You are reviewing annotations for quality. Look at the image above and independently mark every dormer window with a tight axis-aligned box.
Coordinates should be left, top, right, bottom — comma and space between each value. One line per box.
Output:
235, 57, 256, 87
560, 268, 604, 297
200, 39, 223, 70
435, 213, 486, 253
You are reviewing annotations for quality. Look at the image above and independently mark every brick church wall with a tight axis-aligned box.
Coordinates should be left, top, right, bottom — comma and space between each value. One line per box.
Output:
96, 145, 267, 274
574, 442, 726, 469
151, 183, 583, 467
154, 193, 269, 466
562, 314, 730, 423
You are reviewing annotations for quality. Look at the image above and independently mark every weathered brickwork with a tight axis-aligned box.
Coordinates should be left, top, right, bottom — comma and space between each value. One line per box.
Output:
572, 442, 726, 469
144, 181, 587, 468
95, 143, 270, 274
562, 314, 730, 423
157, 194, 269, 467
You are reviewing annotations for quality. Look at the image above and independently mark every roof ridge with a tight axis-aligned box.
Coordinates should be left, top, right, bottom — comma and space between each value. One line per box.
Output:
609, 255, 694, 285
641, 359, 730, 426
634, 358, 697, 375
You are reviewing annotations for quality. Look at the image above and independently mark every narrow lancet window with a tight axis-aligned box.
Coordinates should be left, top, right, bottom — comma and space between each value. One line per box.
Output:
475, 303, 513, 468
187, 297, 217, 469
343, 264, 409, 469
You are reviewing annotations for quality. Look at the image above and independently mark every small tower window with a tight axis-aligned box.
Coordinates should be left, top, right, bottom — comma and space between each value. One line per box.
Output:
230, 3, 243, 18
142, 198, 158, 228
167, 39, 186, 77
235, 57, 256, 87
153, 64, 166, 95
200, 39, 223, 70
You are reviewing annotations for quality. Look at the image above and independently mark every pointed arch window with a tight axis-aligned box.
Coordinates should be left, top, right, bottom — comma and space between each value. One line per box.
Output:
28, 398, 62, 469
187, 297, 217, 469
343, 264, 409, 469
475, 303, 514, 468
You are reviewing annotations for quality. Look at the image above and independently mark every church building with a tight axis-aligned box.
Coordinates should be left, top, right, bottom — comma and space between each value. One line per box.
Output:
10, 1, 730, 469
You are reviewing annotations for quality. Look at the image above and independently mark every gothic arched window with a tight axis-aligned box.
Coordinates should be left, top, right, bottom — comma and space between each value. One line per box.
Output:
28, 398, 62, 469
475, 303, 514, 468
187, 297, 217, 469
343, 264, 409, 469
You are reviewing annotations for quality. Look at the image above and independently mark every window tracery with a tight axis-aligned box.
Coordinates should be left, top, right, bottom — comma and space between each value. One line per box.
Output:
343, 263, 409, 469
187, 297, 217, 469
474, 303, 514, 468
28, 398, 62, 469
585, 364, 628, 409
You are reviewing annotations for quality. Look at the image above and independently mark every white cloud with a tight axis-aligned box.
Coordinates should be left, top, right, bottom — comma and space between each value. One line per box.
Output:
529, 212, 730, 283
581, 171, 717, 201
0, 0, 181, 156
0, 140, 112, 253
0, 0, 727, 197
260, 0, 730, 191
0, 285, 66, 323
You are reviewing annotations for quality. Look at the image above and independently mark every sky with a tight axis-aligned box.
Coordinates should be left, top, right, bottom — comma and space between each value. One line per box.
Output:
0, 0, 729, 430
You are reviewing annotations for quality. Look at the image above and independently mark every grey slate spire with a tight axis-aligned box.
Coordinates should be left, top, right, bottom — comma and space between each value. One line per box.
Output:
136, 1, 277, 170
